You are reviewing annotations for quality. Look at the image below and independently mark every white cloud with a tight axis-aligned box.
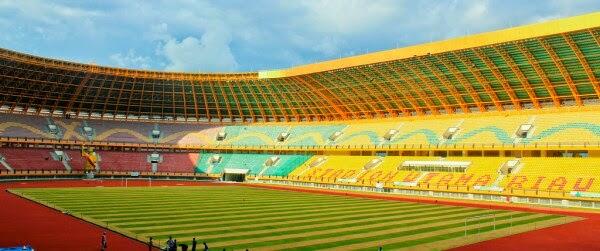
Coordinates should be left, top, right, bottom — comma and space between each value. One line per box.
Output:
109, 49, 151, 69
0, 0, 103, 25
289, 0, 398, 35
161, 33, 238, 72
530, 14, 563, 23
465, 0, 489, 21
312, 37, 342, 56
110, 1, 240, 72
146, 23, 170, 42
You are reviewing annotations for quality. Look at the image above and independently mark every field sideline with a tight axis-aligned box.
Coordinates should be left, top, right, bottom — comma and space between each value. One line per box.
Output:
10, 185, 579, 250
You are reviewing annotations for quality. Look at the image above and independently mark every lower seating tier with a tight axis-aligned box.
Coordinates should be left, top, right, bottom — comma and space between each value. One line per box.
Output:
288, 155, 600, 195
2, 147, 600, 199
195, 152, 313, 176
0, 148, 65, 171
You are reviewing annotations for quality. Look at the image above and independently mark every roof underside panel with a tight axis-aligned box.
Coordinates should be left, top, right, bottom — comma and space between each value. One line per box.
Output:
0, 18, 599, 123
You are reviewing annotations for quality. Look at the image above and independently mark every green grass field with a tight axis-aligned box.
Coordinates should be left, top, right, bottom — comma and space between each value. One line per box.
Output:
11, 185, 579, 250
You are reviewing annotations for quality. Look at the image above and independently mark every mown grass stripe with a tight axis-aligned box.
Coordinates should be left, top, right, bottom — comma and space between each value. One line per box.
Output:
24, 191, 340, 205
107, 201, 423, 224
21, 191, 398, 214
271, 212, 540, 251
352, 214, 564, 251
159, 207, 480, 242
50, 196, 335, 214
103, 199, 422, 224
132, 203, 450, 233
315, 214, 555, 251
146, 204, 468, 239
19, 191, 348, 207
88, 196, 388, 219
15, 187, 342, 201
206, 210, 517, 249
126, 203, 437, 232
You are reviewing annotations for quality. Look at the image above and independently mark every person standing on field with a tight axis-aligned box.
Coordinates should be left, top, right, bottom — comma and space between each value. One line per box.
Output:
170, 239, 177, 251
166, 236, 174, 251
101, 232, 107, 251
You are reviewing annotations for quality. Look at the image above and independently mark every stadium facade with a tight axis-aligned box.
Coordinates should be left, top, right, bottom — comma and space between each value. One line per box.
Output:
1, 12, 600, 208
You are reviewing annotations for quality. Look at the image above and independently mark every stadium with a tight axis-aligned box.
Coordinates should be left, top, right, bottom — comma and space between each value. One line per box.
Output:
1, 7, 600, 251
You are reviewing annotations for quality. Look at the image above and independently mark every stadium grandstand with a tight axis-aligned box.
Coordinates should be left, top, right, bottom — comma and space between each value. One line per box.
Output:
2, 10, 600, 251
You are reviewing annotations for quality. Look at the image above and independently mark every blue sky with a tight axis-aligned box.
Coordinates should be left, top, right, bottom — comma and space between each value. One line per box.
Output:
1, 0, 599, 72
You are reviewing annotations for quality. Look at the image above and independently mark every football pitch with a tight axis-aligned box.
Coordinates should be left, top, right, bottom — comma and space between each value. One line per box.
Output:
10, 185, 579, 250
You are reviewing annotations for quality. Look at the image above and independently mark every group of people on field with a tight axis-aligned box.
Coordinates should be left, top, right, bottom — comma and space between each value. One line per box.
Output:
100, 232, 209, 251
162, 236, 207, 251
101, 232, 385, 250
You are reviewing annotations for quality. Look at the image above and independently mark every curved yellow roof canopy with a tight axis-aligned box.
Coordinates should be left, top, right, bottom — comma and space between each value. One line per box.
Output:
260, 11, 600, 78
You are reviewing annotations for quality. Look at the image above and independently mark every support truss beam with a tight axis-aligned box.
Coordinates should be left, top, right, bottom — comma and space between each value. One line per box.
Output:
226, 81, 243, 121
65, 68, 95, 114
401, 59, 453, 114
365, 65, 410, 116
190, 80, 200, 121
210, 81, 224, 122
236, 81, 255, 122
216, 81, 233, 121
388, 62, 439, 115
21, 66, 46, 114
417, 56, 469, 113
125, 78, 138, 118
379, 62, 425, 115
257, 81, 277, 121
516, 42, 561, 107
298, 75, 349, 120
263, 82, 287, 122
473, 49, 521, 109
566, 32, 600, 100
539, 38, 582, 106
37, 71, 67, 115
320, 72, 374, 118
453, 51, 503, 111
112, 77, 127, 118
280, 77, 321, 120
438, 55, 485, 112
493, 46, 540, 109
199, 81, 212, 121
268, 79, 296, 121
102, 76, 118, 118
348, 68, 393, 117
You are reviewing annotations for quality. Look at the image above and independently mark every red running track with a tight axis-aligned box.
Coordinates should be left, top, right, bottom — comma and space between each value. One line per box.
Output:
0, 179, 225, 251
245, 183, 600, 251
451, 213, 600, 250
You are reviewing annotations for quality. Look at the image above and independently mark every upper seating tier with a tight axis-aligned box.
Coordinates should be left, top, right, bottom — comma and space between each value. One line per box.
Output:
2, 108, 600, 147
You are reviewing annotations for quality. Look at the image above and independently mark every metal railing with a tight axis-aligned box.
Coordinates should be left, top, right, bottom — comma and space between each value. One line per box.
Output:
2, 136, 600, 151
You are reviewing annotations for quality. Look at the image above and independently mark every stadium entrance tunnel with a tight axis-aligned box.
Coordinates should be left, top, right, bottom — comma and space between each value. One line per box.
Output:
222, 168, 249, 182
